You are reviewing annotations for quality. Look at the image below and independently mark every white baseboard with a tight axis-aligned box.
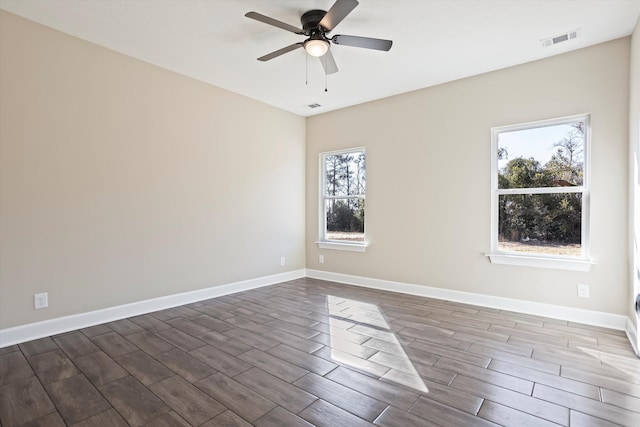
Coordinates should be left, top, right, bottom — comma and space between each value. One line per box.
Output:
626, 317, 640, 357
1, 268, 630, 348
0, 269, 306, 348
306, 269, 628, 331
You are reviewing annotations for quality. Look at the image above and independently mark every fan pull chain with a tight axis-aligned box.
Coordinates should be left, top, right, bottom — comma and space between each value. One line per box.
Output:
305, 53, 308, 85
324, 54, 328, 92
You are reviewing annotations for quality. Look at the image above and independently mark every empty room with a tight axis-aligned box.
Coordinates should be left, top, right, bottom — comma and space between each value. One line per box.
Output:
1, 0, 640, 426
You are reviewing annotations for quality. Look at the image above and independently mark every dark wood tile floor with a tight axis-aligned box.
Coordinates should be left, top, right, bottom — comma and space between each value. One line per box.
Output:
1, 277, 639, 426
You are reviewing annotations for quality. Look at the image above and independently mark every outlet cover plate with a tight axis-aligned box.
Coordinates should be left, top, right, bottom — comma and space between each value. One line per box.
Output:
34, 292, 48, 309
577, 284, 590, 298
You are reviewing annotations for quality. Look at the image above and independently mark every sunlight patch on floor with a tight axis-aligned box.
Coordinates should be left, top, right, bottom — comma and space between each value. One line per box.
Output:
576, 346, 640, 381
326, 295, 429, 393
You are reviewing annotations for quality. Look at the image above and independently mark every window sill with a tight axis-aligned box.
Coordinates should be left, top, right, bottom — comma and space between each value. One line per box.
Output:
486, 253, 594, 272
316, 241, 367, 252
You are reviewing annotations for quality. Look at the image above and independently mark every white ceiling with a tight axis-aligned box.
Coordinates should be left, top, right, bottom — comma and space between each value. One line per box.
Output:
2, 0, 640, 117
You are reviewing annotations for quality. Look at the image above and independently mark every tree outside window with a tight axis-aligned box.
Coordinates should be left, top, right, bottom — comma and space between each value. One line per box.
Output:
321, 149, 365, 243
492, 116, 589, 258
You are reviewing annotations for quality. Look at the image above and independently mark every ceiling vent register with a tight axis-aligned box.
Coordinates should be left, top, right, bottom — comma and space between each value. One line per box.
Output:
541, 29, 580, 48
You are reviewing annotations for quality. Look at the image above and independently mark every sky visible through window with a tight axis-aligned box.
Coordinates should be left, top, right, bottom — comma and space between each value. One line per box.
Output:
498, 123, 579, 170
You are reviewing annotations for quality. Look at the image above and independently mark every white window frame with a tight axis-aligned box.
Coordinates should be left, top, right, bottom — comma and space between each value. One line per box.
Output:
317, 147, 367, 252
488, 114, 594, 271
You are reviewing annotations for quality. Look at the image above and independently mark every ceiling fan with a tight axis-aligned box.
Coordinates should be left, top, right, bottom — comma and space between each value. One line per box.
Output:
245, 0, 393, 75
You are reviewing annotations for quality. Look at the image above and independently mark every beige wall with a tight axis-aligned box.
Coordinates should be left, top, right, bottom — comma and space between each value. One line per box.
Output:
307, 38, 630, 315
629, 16, 640, 336
0, 11, 306, 329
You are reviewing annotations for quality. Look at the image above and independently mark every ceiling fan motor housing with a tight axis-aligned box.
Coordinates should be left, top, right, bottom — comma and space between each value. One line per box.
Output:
301, 10, 327, 34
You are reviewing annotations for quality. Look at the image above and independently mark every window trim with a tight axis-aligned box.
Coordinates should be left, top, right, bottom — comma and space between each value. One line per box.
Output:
317, 147, 367, 252
488, 114, 593, 271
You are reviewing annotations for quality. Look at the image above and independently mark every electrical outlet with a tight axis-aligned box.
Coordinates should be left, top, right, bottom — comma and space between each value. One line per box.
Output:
319, 254, 324, 264
577, 284, 590, 298
280, 257, 285, 266
34, 292, 48, 309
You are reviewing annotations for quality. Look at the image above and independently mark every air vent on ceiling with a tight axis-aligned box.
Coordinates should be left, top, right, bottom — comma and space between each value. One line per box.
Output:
306, 103, 322, 109
541, 29, 580, 48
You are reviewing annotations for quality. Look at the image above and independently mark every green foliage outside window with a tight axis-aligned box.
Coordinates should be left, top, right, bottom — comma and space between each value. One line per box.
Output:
497, 122, 584, 249
323, 151, 365, 241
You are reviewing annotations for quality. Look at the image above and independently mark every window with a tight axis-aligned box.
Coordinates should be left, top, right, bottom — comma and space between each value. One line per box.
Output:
489, 115, 592, 271
318, 148, 366, 251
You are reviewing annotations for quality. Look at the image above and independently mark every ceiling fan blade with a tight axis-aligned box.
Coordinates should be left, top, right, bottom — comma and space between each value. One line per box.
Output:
257, 43, 304, 61
319, 49, 339, 75
245, 11, 303, 34
319, 0, 359, 32
332, 34, 393, 51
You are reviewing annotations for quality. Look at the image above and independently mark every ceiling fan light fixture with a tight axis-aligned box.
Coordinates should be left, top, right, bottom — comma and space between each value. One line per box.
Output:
304, 39, 329, 57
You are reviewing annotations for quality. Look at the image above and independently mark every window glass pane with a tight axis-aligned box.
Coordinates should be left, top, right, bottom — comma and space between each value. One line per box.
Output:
325, 198, 364, 242
324, 151, 366, 196
498, 121, 584, 189
498, 193, 582, 256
